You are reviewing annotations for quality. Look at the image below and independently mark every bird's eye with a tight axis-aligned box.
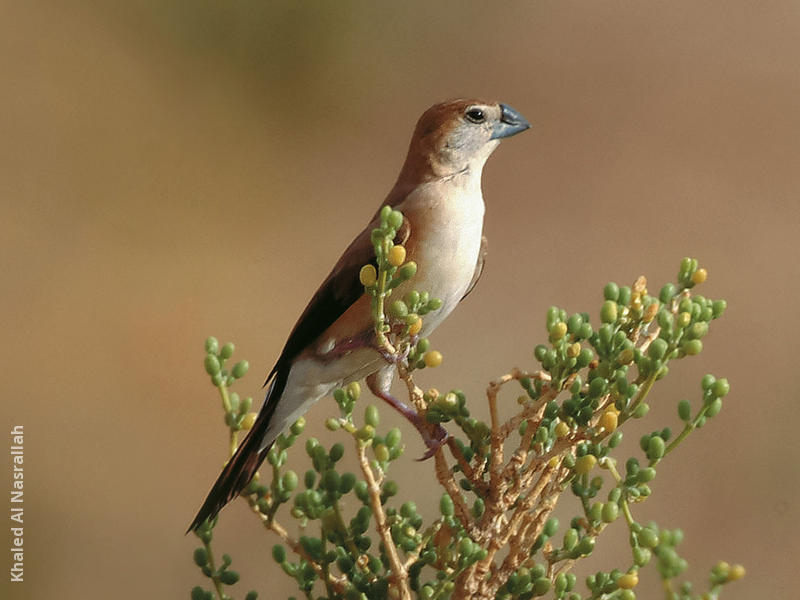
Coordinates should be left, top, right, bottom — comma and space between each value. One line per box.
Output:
465, 108, 486, 124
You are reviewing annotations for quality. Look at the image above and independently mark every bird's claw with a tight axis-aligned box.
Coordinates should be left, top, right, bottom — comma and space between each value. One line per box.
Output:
414, 421, 449, 461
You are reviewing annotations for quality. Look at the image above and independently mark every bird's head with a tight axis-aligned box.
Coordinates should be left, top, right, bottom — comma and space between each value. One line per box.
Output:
399, 99, 530, 183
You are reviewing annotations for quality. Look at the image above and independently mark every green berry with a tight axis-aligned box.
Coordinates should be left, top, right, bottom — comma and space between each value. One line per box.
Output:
204, 354, 221, 376
389, 300, 409, 318
440, 494, 454, 517
604, 282, 620, 302
577, 348, 594, 368
659, 283, 676, 303
204, 337, 219, 354
706, 397, 723, 418
218, 569, 238, 584
282, 470, 298, 492
339, 472, 356, 494
220, 342, 235, 360
609, 430, 623, 448
683, 339, 703, 355
401, 501, 417, 518
688, 322, 708, 339
232, 360, 249, 379
711, 378, 730, 398
290, 416, 305, 435
382, 480, 398, 497
678, 400, 691, 421
701, 374, 716, 390
648, 338, 668, 361
365, 405, 380, 428
647, 436, 665, 460
329, 443, 344, 462
190, 587, 210, 600
601, 502, 619, 523
567, 313, 584, 333
396, 261, 417, 281
601, 300, 618, 324
532, 577, 551, 595
322, 469, 340, 493
544, 517, 559, 537
374, 444, 390, 463
640, 528, 659, 548
357, 425, 375, 441
427, 297, 443, 311
193, 547, 208, 567
575, 536, 595, 556
388, 209, 404, 230
637, 467, 656, 483
633, 546, 651, 567
534, 344, 548, 361
386, 428, 401, 448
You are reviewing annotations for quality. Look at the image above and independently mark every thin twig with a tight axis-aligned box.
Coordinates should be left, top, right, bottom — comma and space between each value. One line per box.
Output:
356, 439, 411, 600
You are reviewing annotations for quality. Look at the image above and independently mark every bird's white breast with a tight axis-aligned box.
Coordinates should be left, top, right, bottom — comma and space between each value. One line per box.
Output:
400, 175, 486, 334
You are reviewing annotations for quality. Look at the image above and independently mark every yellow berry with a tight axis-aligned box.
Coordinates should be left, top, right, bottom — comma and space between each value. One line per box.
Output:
691, 268, 708, 284
643, 301, 659, 323
359, 264, 377, 287
567, 342, 581, 358
599, 410, 618, 432
388, 245, 407, 267
241, 412, 257, 430
714, 561, 730, 577
548, 456, 560, 469
575, 454, 597, 475
555, 421, 570, 438
408, 317, 422, 336
550, 321, 568, 341
425, 388, 440, 401
727, 564, 746, 581
617, 572, 638, 589
424, 350, 443, 368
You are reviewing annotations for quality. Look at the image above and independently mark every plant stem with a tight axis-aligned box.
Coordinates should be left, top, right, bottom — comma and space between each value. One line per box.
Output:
356, 439, 411, 600
201, 536, 227, 600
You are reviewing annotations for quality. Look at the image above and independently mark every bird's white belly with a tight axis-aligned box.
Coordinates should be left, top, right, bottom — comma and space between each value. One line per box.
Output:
404, 198, 484, 334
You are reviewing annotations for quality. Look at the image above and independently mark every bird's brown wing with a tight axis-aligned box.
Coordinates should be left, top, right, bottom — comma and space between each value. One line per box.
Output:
267, 214, 412, 380
461, 234, 487, 300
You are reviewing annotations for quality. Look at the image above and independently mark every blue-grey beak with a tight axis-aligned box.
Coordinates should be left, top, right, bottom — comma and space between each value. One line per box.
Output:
490, 103, 531, 140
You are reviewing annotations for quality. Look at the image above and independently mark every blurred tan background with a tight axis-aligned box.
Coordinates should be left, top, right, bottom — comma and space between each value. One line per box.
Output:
2, 1, 798, 598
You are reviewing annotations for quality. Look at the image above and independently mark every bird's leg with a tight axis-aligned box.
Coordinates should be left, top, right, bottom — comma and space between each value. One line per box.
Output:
315, 330, 375, 363
365, 371, 448, 460
316, 329, 409, 365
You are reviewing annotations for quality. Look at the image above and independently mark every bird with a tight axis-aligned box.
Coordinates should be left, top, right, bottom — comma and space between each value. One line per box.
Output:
188, 98, 530, 532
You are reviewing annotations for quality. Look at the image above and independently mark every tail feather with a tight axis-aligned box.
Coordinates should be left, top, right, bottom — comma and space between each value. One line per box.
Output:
186, 430, 270, 533
187, 368, 289, 533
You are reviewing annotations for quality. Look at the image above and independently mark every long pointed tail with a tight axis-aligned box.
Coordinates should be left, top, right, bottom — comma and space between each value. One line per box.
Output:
186, 427, 270, 533
187, 370, 288, 533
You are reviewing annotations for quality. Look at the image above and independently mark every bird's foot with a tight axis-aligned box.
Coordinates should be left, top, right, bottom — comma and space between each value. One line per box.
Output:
377, 341, 411, 366
365, 375, 448, 460
414, 419, 449, 461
